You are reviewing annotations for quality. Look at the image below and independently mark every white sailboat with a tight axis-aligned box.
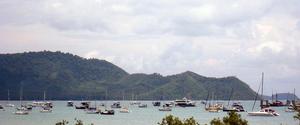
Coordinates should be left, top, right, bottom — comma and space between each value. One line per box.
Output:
14, 85, 29, 115
5, 89, 15, 107
40, 91, 52, 113
248, 73, 279, 116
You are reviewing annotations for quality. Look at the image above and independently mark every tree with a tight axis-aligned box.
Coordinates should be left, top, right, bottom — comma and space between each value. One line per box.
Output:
210, 111, 248, 125
158, 115, 200, 125
294, 110, 300, 125
55, 120, 69, 125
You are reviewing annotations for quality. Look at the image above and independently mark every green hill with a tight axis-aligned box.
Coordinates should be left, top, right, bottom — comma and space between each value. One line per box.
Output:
0, 51, 257, 100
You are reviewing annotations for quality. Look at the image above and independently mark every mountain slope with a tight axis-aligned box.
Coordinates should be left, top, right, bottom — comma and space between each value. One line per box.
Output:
0, 51, 257, 100
0, 51, 128, 100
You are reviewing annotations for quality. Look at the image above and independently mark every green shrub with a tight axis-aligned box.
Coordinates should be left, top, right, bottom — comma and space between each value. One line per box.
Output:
158, 115, 200, 125
210, 111, 248, 125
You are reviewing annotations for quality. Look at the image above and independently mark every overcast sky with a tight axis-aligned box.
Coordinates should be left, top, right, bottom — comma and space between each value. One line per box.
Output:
0, 0, 299, 96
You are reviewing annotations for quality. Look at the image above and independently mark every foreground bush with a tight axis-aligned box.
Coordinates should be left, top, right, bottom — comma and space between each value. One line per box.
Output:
210, 111, 248, 125
158, 111, 248, 125
55, 119, 93, 125
158, 115, 200, 125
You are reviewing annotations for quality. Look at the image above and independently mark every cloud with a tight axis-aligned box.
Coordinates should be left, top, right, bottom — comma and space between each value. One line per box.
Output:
0, 0, 300, 95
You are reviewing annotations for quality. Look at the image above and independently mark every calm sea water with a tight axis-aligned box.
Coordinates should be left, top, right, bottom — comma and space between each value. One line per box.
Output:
0, 100, 298, 125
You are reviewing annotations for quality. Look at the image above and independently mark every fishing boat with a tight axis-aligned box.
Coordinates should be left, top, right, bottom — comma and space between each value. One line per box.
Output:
67, 101, 74, 107
5, 89, 15, 107
174, 97, 196, 107
248, 73, 279, 116
100, 109, 115, 115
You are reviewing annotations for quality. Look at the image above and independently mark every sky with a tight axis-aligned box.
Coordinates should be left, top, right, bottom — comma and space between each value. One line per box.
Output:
0, 0, 299, 96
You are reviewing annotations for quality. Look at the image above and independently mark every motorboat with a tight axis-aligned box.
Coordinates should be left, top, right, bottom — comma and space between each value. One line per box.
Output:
85, 108, 100, 114
119, 107, 130, 113
67, 101, 74, 107
130, 101, 141, 105
111, 102, 121, 108
40, 106, 52, 113
75, 101, 90, 109
174, 97, 196, 107
138, 104, 147, 108
0, 104, 4, 110
163, 102, 173, 107
14, 109, 29, 115
159, 107, 172, 111
152, 101, 161, 106
223, 103, 245, 112
248, 108, 279, 116
5, 103, 15, 107
100, 109, 115, 115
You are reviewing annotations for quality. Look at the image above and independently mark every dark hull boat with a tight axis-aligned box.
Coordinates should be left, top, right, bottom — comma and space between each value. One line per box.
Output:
269, 101, 285, 107
152, 101, 161, 106
100, 110, 114, 115
223, 103, 245, 112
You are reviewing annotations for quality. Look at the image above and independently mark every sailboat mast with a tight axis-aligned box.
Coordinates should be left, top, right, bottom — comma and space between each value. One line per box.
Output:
294, 88, 296, 101
20, 86, 23, 105
43, 91, 46, 101
261, 72, 264, 100
7, 89, 10, 101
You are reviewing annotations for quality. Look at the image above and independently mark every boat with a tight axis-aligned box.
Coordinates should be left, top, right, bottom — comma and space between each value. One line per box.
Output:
159, 107, 172, 111
119, 107, 130, 113
205, 92, 221, 112
222, 89, 245, 112
111, 102, 122, 108
138, 104, 147, 108
163, 103, 173, 107
248, 108, 279, 116
174, 97, 196, 107
67, 101, 74, 107
152, 101, 161, 106
5, 89, 15, 107
40, 106, 52, 113
75, 101, 90, 109
223, 103, 245, 112
0, 104, 4, 111
85, 107, 100, 114
100, 109, 115, 115
14, 109, 29, 115
285, 89, 296, 112
269, 93, 285, 107
14, 85, 29, 115
248, 73, 279, 116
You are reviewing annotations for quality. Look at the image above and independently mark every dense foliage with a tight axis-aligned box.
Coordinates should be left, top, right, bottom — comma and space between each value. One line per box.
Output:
294, 110, 300, 125
210, 111, 248, 125
158, 115, 199, 125
0, 51, 257, 100
158, 112, 248, 125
